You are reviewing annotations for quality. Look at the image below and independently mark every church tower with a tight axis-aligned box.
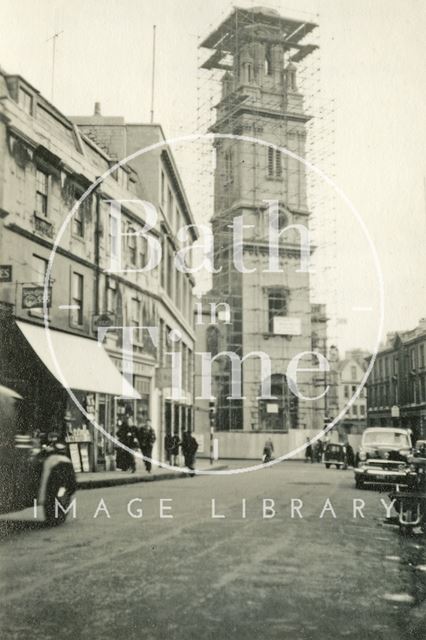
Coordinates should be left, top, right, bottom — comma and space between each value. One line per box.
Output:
200, 7, 323, 439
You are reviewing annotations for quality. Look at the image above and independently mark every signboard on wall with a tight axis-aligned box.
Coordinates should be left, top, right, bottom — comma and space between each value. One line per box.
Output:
266, 403, 279, 414
0, 265, 12, 282
273, 317, 302, 336
22, 286, 52, 309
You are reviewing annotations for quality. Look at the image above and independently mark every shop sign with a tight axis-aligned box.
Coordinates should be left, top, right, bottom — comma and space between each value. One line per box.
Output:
93, 312, 115, 331
0, 265, 12, 282
22, 286, 52, 309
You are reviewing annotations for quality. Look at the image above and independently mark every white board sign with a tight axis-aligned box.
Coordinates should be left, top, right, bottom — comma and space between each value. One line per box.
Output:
273, 317, 301, 336
266, 403, 279, 414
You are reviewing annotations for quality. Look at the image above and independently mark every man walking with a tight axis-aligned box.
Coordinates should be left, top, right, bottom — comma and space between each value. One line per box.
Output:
137, 416, 156, 473
181, 431, 198, 477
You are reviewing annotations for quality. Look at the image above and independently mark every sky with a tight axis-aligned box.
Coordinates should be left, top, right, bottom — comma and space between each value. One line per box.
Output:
0, 0, 425, 355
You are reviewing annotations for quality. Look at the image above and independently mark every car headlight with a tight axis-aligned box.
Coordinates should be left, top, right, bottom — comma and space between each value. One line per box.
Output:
384, 451, 390, 459
399, 464, 407, 471
359, 451, 367, 461
409, 463, 416, 472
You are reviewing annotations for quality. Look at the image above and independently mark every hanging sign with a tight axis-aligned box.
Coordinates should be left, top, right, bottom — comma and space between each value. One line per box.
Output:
22, 286, 52, 309
0, 265, 12, 282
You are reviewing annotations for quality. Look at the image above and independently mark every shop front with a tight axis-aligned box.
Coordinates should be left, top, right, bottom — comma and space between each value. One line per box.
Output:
13, 321, 140, 472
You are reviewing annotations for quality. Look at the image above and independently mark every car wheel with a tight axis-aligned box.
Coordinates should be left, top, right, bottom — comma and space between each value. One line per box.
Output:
45, 473, 73, 526
355, 476, 364, 489
325, 463, 330, 469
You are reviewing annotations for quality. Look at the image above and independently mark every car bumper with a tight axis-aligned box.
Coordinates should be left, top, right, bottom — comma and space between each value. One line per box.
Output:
355, 467, 409, 485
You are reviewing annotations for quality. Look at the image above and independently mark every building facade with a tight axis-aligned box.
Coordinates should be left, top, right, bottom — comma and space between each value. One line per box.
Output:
71, 112, 198, 459
194, 7, 326, 458
0, 69, 196, 470
327, 348, 368, 438
367, 320, 426, 442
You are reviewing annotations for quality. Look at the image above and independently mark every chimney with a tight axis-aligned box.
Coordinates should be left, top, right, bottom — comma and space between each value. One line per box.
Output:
94, 102, 101, 116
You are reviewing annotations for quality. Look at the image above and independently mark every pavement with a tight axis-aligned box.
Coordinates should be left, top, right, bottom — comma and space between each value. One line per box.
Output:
0, 461, 425, 640
76, 459, 227, 489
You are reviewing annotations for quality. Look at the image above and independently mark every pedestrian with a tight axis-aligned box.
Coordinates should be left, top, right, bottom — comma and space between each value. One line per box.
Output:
315, 440, 324, 463
263, 437, 274, 462
116, 417, 137, 472
181, 430, 198, 477
137, 418, 156, 473
170, 432, 181, 466
305, 437, 313, 463
345, 441, 355, 467
164, 432, 174, 464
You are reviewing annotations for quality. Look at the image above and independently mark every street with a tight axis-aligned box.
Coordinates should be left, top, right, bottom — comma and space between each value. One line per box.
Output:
0, 462, 425, 640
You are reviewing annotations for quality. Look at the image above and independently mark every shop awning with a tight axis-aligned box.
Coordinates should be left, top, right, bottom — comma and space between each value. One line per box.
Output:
16, 321, 140, 399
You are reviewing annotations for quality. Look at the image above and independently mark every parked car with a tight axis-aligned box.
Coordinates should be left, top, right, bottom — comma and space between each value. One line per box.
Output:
0, 384, 76, 525
324, 443, 347, 469
354, 427, 412, 489
414, 440, 426, 457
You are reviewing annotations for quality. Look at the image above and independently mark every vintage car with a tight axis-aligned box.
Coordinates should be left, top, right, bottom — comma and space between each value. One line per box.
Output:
0, 384, 76, 525
324, 443, 347, 469
354, 427, 412, 489
414, 440, 426, 457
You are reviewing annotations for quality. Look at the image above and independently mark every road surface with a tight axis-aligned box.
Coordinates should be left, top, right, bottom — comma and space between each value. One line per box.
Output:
0, 461, 425, 639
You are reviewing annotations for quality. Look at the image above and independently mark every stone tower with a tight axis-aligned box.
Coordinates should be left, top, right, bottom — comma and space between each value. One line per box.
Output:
200, 7, 324, 439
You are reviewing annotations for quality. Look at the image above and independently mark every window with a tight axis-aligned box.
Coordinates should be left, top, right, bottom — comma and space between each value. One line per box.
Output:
344, 385, 349, 399
106, 286, 116, 315
32, 255, 48, 285
159, 319, 165, 367
131, 298, 140, 328
161, 170, 165, 207
351, 365, 357, 381
72, 204, 84, 238
175, 206, 180, 234
131, 298, 142, 344
19, 87, 33, 115
267, 147, 282, 178
411, 348, 416, 370
265, 46, 272, 75
71, 273, 83, 325
166, 243, 173, 298
247, 63, 253, 83
139, 236, 147, 269
109, 213, 120, 271
127, 226, 137, 266
35, 169, 48, 216
182, 344, 188, 391
420, 344, 425, 368
224, 149, 233, 183
167, 187, 173, 222
352, 405, 358, 416
268, 288, 287, 333
360, 405, 366, 416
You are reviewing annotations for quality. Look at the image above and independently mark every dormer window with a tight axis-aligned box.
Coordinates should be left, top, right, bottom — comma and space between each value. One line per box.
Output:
18, 87, 33, 115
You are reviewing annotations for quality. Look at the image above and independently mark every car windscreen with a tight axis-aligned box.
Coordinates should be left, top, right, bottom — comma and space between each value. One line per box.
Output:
363, 431, 410, 447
